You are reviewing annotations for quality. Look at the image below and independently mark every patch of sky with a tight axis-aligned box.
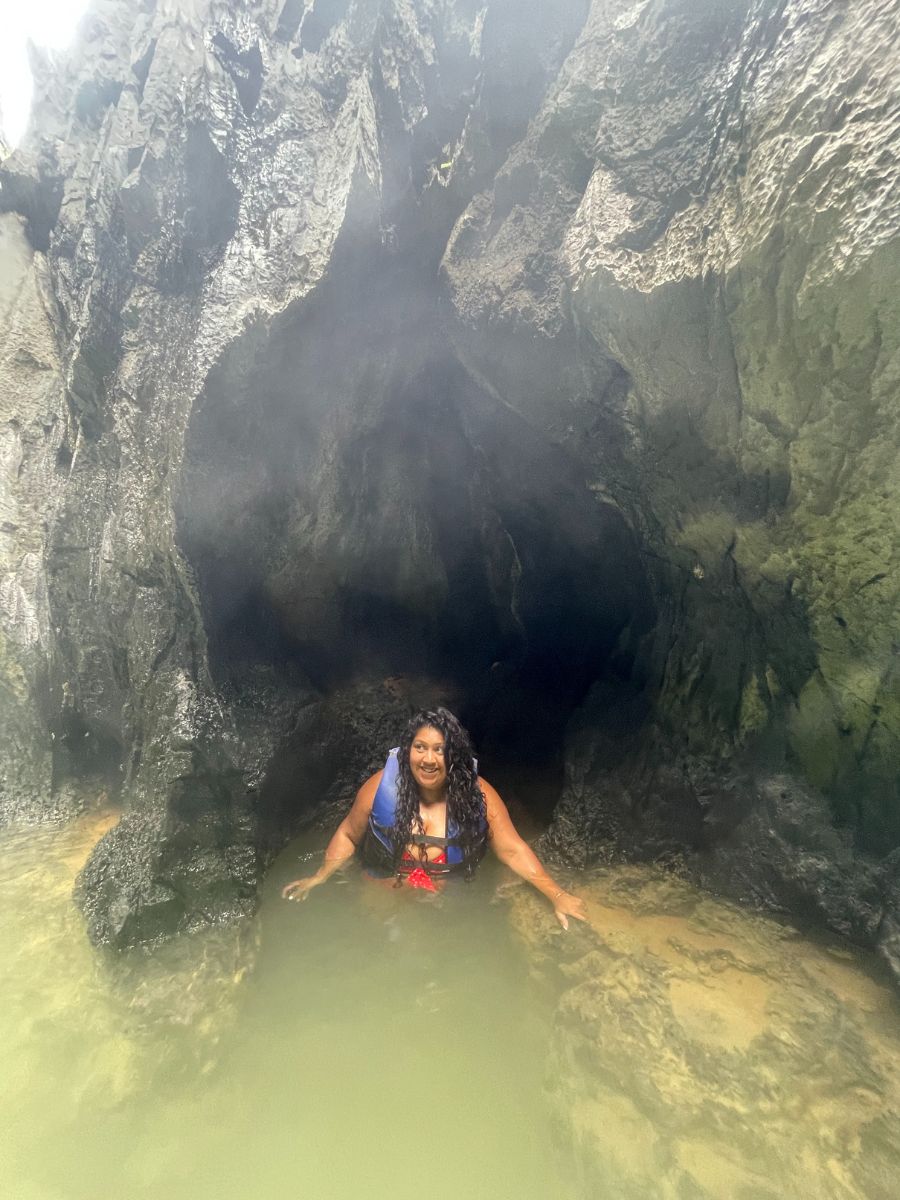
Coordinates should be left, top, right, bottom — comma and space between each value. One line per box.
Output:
0, 1, 91, 150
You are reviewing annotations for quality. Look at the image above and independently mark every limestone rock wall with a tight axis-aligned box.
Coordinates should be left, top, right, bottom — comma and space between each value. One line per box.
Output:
444, 0, 900, 847
0, 215, 67, 818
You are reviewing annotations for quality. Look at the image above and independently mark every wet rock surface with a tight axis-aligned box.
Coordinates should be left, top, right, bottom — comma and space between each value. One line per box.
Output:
542, 680, 900, 982
503, 866, 900, 1199
0, 0, 897, 948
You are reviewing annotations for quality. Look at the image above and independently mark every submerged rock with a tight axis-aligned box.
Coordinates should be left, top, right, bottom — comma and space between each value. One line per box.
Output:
504, 866, 900, 1199
0, 810, 252, 1117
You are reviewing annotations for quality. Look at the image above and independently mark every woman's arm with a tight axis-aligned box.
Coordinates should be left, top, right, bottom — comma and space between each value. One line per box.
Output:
481, 777, 588, 930
281, 771, 381, 900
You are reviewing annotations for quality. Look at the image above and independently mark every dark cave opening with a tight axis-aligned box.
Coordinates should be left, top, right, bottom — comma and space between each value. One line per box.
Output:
176, 249, 656, 831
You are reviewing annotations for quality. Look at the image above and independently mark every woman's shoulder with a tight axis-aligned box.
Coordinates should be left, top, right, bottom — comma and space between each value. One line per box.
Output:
359, 769, 384, 795
351, 769, 385, 814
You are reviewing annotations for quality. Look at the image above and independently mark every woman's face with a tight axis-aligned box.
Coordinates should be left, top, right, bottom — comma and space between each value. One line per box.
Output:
409, 725, 447, 795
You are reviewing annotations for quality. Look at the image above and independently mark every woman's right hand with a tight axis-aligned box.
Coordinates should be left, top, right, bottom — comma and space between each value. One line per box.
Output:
281, 876, 321, 902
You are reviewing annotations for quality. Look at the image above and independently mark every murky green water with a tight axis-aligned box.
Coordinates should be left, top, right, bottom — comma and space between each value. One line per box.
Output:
3, 811, 900, 1200
0, 813, 566, 1200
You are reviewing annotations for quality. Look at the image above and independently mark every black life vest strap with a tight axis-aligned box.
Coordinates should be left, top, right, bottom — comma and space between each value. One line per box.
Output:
370, 818, 463, 854
410, 833, 453, 849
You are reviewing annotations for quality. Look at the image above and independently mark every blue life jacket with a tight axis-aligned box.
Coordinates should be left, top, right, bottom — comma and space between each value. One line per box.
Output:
364, 748, 487, 875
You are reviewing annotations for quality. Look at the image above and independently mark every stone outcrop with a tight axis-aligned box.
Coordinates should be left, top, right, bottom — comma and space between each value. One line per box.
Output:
0, 0, 898, 955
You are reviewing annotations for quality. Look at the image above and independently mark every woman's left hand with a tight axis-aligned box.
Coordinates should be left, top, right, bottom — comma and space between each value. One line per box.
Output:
553, 891, 588, 931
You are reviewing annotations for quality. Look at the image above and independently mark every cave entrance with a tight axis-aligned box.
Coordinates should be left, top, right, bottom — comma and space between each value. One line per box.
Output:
177, 260, 655, 826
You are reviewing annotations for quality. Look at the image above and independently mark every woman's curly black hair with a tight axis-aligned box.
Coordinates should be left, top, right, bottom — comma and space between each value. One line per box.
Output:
392, 707, 487, 877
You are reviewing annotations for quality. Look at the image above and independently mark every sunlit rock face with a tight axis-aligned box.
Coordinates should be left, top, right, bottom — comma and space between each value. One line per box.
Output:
0, 0, 897, 960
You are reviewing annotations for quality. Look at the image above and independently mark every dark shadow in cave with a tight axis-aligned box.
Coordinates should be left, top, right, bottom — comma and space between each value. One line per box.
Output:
176, 234, 656, 835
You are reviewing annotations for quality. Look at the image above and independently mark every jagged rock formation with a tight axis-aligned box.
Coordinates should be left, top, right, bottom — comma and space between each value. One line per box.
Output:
0, 0, 898, 965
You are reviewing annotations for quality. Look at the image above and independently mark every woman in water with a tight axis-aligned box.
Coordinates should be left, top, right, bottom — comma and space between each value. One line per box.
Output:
281, 707, 588, 929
